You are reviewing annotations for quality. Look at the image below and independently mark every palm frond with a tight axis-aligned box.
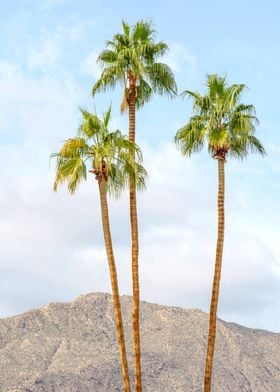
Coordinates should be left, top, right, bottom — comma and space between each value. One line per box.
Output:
136, 79, 153, 108
224, 83, 246, 109
206, 74, 227, 102
132, 19, 157, 42
92, 19, 177, 105
175, 116, 206, 156
98, 49, 118, 64
59, 137, 89, 158
235, 103, 256, 114
103, 105, 112, 127
121, 20, 131, 38
176, 74, 265, 161
246, 135, 266, 155
129, 161, 147, 192
78, 109, 101, 139
52, 106, 147, 197
182, 90, 211, 114
92, 66, 122, 96
120, 88, 129, 113
149, 41, 169, 59
208, 128, 229, 149
145, 62, 177, 96
53, 157, 87, 194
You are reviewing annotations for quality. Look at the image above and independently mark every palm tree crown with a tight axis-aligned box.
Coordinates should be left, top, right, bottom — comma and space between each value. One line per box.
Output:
92, 19, 177, 110
175, 74, 265, 160
52, 107, 146, 195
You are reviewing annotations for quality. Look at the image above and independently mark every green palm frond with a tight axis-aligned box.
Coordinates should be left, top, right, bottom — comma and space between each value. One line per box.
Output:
175, 115, 206, 156
98, 49, 118, 64
127, 161, 147, 191
103, 105, 112, 128
121, 20, 131, 38
208, 128, 229, 150
136, 79, 153, 108
181, 89, 201, 100
145, 62, 177, 96
54, 156, 87, 194
176, 74, 265, 160
206, 74, 227, 101
52, 107, 146, 197
57, 137, 89, 158
229, 134, 266, 160
224, 83, 246, 109
246, 135, 266, 155
182, 90, 211, 114
107, 159, 147, 198
132, 19, 156, 42
120, 88, 129, 113
92, 19, 177, 106
92, 66, 122, 95
148, 41, 169, 60
78, 110, 101, 140
234, 103, 257, 116
134, 41, 167, 61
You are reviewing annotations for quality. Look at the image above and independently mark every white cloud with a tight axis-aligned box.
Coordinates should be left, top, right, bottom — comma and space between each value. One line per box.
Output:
162, 43, 197, 77
3, 9, 96, 79
81, 50, 101, 80
27, 39, 62, 73
56, 19, 96, 44
0, 40, 278, 334
0, 132, 279, 332
0, 60, 21, 80
0, 70, 82, 143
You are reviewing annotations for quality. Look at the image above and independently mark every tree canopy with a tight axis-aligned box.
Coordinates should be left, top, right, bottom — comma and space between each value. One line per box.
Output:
175, 74, 265, 160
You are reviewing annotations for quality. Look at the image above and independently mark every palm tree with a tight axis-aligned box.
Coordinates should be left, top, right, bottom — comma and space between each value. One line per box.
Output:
52, 107, 146, 392
92, 19, 177, 391
174, 74, 265, 392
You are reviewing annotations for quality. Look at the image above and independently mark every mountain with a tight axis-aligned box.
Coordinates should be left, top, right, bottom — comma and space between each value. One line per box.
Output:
0, 292, 279, 391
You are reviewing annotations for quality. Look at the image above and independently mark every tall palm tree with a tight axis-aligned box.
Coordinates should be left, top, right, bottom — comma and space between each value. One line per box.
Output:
174, 74, 265, 392
92, 19, 177, 391
52, 107, 146, 392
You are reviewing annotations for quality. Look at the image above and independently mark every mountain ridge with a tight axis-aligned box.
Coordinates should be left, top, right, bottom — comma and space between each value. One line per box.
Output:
0, 292, 279, 391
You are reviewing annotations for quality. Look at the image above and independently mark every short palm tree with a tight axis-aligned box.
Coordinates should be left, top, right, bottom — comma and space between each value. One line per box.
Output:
174, 74, 265, 392
92, 19, 177, 391
52, 107, 146, 392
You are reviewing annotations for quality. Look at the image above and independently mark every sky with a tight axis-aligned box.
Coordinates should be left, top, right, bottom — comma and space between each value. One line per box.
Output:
0, 0, 279, 332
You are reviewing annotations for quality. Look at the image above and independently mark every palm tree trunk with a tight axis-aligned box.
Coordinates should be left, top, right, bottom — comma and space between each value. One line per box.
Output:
128, 76, 142, 392
98, 177, 131, 392
204, 158, 225, 392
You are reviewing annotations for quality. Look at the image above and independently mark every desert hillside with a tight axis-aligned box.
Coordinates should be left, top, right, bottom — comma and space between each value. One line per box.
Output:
0, 293, 279, 391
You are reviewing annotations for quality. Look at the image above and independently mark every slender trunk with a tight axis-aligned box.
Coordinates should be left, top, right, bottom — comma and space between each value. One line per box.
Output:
204, 158, 225, 392
98, 177, 131, 392
128, 77, 142, 392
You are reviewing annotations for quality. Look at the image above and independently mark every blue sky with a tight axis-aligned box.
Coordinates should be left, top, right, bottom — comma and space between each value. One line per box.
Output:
0, 0, 279, 332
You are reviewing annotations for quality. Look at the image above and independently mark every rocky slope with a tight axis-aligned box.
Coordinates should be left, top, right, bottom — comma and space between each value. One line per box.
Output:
0, 292, 279, 391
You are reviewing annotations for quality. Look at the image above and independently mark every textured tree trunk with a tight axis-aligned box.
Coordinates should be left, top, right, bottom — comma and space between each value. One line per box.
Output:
128, 76, 142, 392
98, 178, 131, 392
204, 158, 225, 392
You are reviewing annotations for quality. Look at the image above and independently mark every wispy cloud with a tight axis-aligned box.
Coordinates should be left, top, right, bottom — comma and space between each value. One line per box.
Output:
0, 60, 21, 80
27, 39, 62, 73
162, 43, 197, 78
0, 106, 279, 331
81, 50, 101, 80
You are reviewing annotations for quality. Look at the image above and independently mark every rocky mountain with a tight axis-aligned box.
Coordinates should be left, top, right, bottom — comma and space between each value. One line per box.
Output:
0, 292, 279, 391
